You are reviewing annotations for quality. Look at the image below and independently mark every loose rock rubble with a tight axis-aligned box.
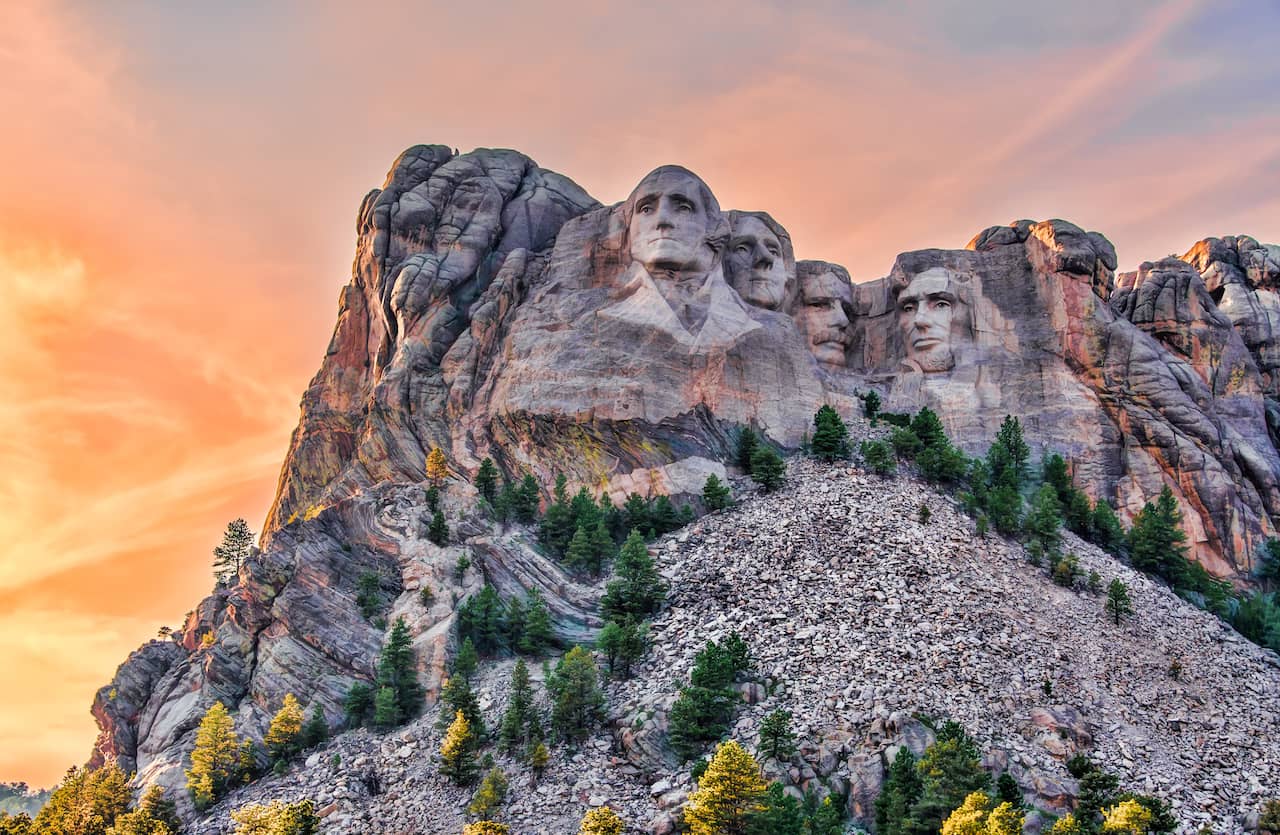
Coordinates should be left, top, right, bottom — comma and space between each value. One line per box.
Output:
189, 459, 1280, 834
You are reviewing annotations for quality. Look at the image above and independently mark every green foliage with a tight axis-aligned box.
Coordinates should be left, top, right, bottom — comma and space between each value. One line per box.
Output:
917, 442, 970, 484
458, 585, 508, 655
467, 768, 508, 820
811, 405, 851, 461
668, 636, 750, 761
375, 617, 423, 725
995, 773, 1022, 808
749, 444, 786, 492
907, 722, 990, 835
578, 806, 626, 835
440, 673, 486, 738
186, 701, 253, 811
800, 790, 845, 835
498, 659, 538, 756
265, 693, 304, 765
1052, 553, 1081, 588
516, 473, 541, 524
1105, 579, 1133, 625
565, 524, 597, 575
528, 740, 550, 776
1260, 799, 1280, 835
890, 427, 924, 460
454, 637, 479, 682
703, 474, 733, 511
596, 617, 649, 679
424, 485, 440, 513
440, 710, 480, 786
880, 411, 912, 427
1229, 591, 1280, 651
876, 746, 924, 835
475, 458, 499, 504
372, 686, 400, 731
213, 518, 255, 584
757, 709, 796, 761
919, 504, 932, 525
548, 646, 605, 743
1091, 501, 1127, 556
355, 571, 382, 620
230, 799, 318, 835
519, 589, 556, 656
427, 511, 449, 546
1127, 487, 1188, 583
1067, 758, 1176, 835
736, 427, 759, 471
683, 741, 768, 835
103, 784, 180, 835
299, 705, 327, 750
863, 390, 882, 419
343, 683, 373, 728
860, 440, 896, 476
600, 531, 667, 622
32, 763, 131, 835
747, 782, 804, 835
988, 416, 1030, 490
1024, 483, 1063, 555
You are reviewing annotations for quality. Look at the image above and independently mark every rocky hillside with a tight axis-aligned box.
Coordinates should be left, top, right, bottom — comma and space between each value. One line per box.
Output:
179, 459, 1280, 834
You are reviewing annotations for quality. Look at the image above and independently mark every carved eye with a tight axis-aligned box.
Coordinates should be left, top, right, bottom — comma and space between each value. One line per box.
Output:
735, 244, 750, 254
934, 299, 951, 310
638, 203, 654, 215
767, 247, 780, 257
676, 200, 695, 213
901, 303, 916, 314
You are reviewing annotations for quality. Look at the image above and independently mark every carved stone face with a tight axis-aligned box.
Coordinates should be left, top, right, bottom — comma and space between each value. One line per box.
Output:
796, 270, 852, 366
627, 169, 715, 275
897, 267, 961, 372
727, 215, 789, 310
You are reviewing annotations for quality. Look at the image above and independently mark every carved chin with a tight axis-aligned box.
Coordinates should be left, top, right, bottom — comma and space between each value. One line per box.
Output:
811, 342, 848, 366
913, 347, 954, 373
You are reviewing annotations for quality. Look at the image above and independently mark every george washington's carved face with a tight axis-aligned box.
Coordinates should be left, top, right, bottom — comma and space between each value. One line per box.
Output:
726, 215, 789, 310
627, 168, 717, 276
897, 267, 963, 372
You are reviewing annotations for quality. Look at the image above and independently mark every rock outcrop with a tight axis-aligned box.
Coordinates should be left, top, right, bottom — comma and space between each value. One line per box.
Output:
85, 144, 1280, 830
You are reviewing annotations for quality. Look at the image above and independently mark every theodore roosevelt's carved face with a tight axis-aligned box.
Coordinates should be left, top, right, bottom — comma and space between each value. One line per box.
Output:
897, 267, 963, 372
726, 214, 789, 310
796, 269, 853, 366
626, 168, 717, 276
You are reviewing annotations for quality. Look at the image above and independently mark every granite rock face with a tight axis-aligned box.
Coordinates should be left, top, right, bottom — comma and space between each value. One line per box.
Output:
89, 145, 1280, 823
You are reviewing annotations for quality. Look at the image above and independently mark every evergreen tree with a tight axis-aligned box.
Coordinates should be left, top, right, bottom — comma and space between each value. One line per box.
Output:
589, 519, 616, 571
736, 427, 759, 471
454, 637, 480, 683
440, 710, 479, 785
519, 589, 556, 656
747, 782, 805, 835
213, 518, 255, 584
565, 524, 597, 574
300, 704, 328, 749
891, 427, 924, 460
105, 784, 180, 835
498, 659, 535, 755
703, 474, 732, 511
622, 493, 650, 537
908, 723, 990, 835
757, 709, 796, 761
684, 740, 768, 835
34, 763, 132, 835
462, 823, 509, 835
749, 445, 786, 492
570, 487, 601, 530
1091, 500, 1127, 555
504, 596, 527, 651
528, 741, 550, 777
376, 617, 423, 722
596, 617, 648, 679
372, 686, 400, 731
988, 415, 1030, 489
875, 746, 923, 835
427, 511, 449, 547
910, 407, 948, 451
540, 476, 576, 556
996, 772, 1022, 808
516, 474, 541, 524
650, 495, 681, 534
458, 585, 508, 655
811, 405, 850, 461
467, 767, 508, 820
864, 390, 882, 420
1258, 538, 1280, 590
802, 792, 845, 835
426, 446, 450, 487
343, 683, 373, 728
548, 646, 605, 743
1024, 483, 1063, 555
987, 484, 1023, 536
1043, 453, 1071, 500
578, 806, 626, 835
475, 458, 499, 504
600, 531, 667, 621
439, 673, 486, 738
494, 479, 517, 526
917, 442, 970, 484
264, 693, 304, 764
186, 701, 247, 810
669, 639, 747, 761
229, 799, 318, 835
860, 440, 897, 476
1128, 486, 1188, 584
1064, 488, 1094, 538
1105, 579, 1133, 625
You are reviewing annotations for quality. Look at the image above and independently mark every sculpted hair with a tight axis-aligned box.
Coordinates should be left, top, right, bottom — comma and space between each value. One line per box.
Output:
621, 165, 730, 257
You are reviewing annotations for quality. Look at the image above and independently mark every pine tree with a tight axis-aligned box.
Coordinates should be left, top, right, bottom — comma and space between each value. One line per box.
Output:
1024, 483, 1063, 555
811, 405, 850, 461
1091, 500, 1126, 555
589, 519, 616, 571
1258, 539, 1280, 590
864, 390, 882, 419
427, 510, 449, 546
749, 445, 786, 492
105, 784, 180, 835
736, 427, 759, 471
475, 458, 499, 504
1105, 579, 1133, 625
265, 693, 304, 764
875, 746, 923, 835
600, 531, 667, 621
910, 724, 991, 835
494, 479, 517, 526
684, 740, 768, 835
372, 686, 400, 731
746, 782, 805, 835
343, 683, 373, 728
186, 701, 245, 810
910, 407, 948, 451
34, 763, 132, 835
989, 415, 1030, 489
528, 741, 550, 777
987, 484, 1023, 536
498, 659, 535, 755
454, 637, 480, 683
650, 495, 681, 534
467, 767, 508, 820
376, 617, 423, 722
516, 474, 541, 523
1128, 486, 1188, 584
703, 474, 732, 511
440, 709, 479, 785
462, 823, 509, 835
757, 709, 796, 761
300, 704, 327, 749
213, 518, 255, 584
596, 618, 647, 679
548, 646, 605, 743
458, 585, 508, 655
540, 476, 576, 556
439, 674, 486, 738
996, 772, 1022, 808
426, 446, 450, 487
860, 440, 896, 476
565, 524, 597, 574
520, 589, 556, 655
622, 493, 651, 536
229, 799, 319, 835
579, 807, 626, 835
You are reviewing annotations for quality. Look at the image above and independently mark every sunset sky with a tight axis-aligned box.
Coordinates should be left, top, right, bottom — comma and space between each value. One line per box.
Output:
1, 0, 1278, 788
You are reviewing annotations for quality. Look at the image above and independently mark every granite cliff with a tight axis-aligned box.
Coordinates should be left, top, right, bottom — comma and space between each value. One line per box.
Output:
86, 145, 1280, 830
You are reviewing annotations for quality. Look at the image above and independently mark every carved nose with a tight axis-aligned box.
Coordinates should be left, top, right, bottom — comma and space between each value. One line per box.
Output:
754, 244, 773, 269
833, 305, 849, 327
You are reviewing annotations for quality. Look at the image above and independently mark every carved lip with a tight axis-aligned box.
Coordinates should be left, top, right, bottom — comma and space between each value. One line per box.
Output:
912, 337, 943, 350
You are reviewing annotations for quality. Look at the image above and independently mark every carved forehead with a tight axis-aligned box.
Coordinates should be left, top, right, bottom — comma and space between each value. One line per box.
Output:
896, 267, 955, 301
627, 165, 721, 216
732, 215, 780, 244
801, 271, 853, 304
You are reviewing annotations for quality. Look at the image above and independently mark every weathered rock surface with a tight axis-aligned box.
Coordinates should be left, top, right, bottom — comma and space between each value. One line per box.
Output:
175, 460, 1280, 834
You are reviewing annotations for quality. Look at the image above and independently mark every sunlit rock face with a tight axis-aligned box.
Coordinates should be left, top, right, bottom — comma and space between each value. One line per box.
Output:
90, 146, 1280, 815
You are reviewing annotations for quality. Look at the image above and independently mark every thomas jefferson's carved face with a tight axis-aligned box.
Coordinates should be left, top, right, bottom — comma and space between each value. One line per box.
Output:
897, 267, 961, 372
627, 170, 715, 275
727, 215, 788, 310
797, 270, 852, 366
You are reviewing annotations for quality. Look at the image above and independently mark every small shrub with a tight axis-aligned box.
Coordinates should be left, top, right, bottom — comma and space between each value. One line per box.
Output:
918, 504, 931, 525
